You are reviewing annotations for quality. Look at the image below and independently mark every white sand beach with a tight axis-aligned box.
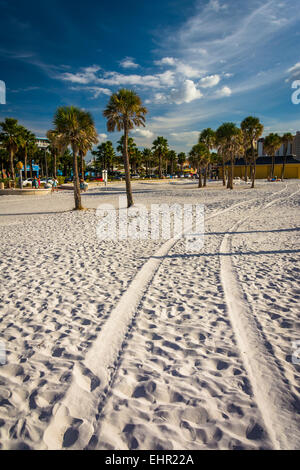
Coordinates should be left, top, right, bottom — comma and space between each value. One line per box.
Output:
0, 180, 299, 450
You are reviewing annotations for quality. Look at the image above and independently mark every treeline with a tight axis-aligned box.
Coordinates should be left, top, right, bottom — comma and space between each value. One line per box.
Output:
0, 88, 295, 209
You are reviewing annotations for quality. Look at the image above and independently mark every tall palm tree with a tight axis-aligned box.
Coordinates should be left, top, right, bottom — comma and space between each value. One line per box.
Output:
0, 118, 24, 179
241, 116, 264, 188
216, 123, 242, 189
264, 133, 282, 179
189, 143, 209, 188
152, 136, 168, 179
54, 106, 97, 210
103, 89, 147, 208
216, 127, 229, 186
281, 132, 294, 180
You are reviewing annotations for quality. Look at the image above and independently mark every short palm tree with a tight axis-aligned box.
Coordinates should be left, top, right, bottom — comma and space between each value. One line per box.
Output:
177, 152, 186, 172
241, 116, 264, 187
54, 106, 98, 210
152, 136, 168, 179
20, 127, 36, 180
264, 133, 282, 179
47, 129, 66, 178
199, 128, 216, 183
103, 89, 147, 207
167, 150, 177, 175
281, 132, 293, 180
0, 118, 24, 180
142, 148, 153, 176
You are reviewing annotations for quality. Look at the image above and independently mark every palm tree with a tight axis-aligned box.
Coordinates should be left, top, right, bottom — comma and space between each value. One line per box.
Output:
142, 148, 153, 176
167, 150, 177, 175
54, 106, 98, 210
78, 125, 98, 179
152, 136, 168, 179
216, 123, 242, 189
241, 116, 264, 188
47, 129, 66, 178
20, 127, 36, 180
215, 127, 229, 186
199, 128, 216, 183
0, 118, 24, 179
281, 132, 294, 180
103, 89, 147, 208
177, 152, 186, 173
189, 143, 209, 188
264, 133, 282, 179
92, 141, 116, 173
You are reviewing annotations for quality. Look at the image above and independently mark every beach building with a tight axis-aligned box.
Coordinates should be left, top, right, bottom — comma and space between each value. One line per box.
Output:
232, 155, 300, 179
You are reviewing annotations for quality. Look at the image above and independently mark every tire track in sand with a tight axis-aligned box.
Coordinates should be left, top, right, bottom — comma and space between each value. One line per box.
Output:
43, 185, 288, 449
220, 184, 300, 450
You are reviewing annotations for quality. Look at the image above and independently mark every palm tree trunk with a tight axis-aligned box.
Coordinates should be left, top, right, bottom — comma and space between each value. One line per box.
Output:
9, 148, 15, 180
271, 155, 275, 178
53, 152, 57, 178
81, 151, 85, 180
24, 148, 28, 180
244, 163, 248, 182
230, 157, 234, 189
281, 153, 287, 181
227, 164, 231, 188
45, 151, 48, 179
222, 157, 226, 186
72, 147, 83, 210
198, 166, 202, 188
123, 123, 134, 208
251, 160, 256, 188
251, 142, 256, 188
159, 154, 162, 179
203, 165, 207, 187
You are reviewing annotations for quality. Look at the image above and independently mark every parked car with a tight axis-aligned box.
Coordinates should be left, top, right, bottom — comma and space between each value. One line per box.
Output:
131, 174, 140, 179
22, 178, 34, 186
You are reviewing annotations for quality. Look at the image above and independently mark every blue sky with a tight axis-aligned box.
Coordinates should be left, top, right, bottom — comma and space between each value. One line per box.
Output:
0, 0, 299, 156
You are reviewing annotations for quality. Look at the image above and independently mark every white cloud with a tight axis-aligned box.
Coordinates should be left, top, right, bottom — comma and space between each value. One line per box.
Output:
120, 57, 139, 69
157, 70, 176, 86
155, 57, 176, 66
215, 85, 232, 97
98, 133, 108, 142
199, 74, 220, 88
287, 62, 300, 81
170, 80, 203, 104
70, 86, 111, 98
208, 0, 227, 12
155, 57, 203, 78
61, 65, 101, 84
132, 128, 154, 139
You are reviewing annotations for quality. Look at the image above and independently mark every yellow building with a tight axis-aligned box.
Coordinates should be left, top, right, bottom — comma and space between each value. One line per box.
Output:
221, 156, 300, 179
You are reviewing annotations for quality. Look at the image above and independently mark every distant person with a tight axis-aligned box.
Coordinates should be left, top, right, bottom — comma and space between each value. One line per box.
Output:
38, 177, 41, 187
32, 177, 39, 189
52, 178, 58, 192
80, 179, 88, 192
